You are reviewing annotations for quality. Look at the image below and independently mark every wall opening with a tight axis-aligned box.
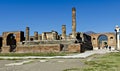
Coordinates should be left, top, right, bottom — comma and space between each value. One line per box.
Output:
93, 38, 96, 40
6, 34, 16, 52
110, 37, 113, 39
97, 35, 108, 49
76, 33, 82, 43
6, 34, 16, 45
0, 37, 2, 52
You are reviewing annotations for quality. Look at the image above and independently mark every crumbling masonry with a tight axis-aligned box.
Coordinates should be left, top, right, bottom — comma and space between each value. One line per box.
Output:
0, 7, 116, 53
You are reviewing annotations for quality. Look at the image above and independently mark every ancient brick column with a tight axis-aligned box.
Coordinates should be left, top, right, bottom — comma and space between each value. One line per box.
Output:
34, 31, 38, 40
72, 7, 76, 38
62, 25, 66, 39
26, 27, 29, 41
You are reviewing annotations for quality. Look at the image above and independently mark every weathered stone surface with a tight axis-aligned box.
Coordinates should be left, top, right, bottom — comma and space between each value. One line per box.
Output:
67, 44, 81, 53
1, 46, 10, 53
90, 33, 116, 49
41, 30, 59, 40
2, 31, 24, 47
1, 43, 85, 53
26, 27, 29, 41
34, 32, 38, 40
62, 25, 66, 39
2, 44, 61, 53
72, 7, 76, 38
22, 40, 76, 45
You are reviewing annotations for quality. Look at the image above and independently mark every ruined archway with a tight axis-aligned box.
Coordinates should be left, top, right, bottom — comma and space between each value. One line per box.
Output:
97, 35, 108, 49
2, 31, 24, 47
6, 34, 16, 46
76, 33, 82, 43
6, 33, 16, 52
90, 33, 116, 49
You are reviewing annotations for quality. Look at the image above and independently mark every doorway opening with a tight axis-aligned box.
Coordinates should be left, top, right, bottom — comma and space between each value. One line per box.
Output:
98, 35, 108, 49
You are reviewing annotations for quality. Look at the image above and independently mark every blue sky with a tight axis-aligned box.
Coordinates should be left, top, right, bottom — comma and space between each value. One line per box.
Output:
0, 0, 120, 35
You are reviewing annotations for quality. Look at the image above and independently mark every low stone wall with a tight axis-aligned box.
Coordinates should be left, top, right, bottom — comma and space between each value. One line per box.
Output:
1, 44, 82, 53
67, 44, 81, 53
21, 40, 75, 45
1, 46, 10, 53
1, 44, 61, 53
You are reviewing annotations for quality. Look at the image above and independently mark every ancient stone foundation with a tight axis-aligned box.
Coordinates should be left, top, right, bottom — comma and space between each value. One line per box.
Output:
67, 44, 81, 52
1, 43, 82, 53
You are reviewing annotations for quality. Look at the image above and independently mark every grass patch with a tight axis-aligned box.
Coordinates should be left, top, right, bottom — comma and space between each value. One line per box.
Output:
63, 52, 120, 71
0, 52, 66, 57
83, 52, 120, 71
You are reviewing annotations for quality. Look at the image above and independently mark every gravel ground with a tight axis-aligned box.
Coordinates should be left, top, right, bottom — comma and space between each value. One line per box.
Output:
0, 59, 84, 71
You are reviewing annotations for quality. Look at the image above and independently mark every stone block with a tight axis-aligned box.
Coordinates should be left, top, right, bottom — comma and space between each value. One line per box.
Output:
67, 44, 81, 53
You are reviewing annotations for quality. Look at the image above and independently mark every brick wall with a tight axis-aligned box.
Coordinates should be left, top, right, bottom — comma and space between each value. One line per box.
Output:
67, 44, 81, 53
1, 44, 61, 53
1, 44, 83, 53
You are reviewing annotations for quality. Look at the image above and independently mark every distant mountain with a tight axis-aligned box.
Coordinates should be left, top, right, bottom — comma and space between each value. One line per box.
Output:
85, 31, 96, 35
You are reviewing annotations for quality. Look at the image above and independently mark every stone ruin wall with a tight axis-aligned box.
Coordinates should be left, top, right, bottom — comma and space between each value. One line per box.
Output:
2, 43, 82, 53
90, 33, 116, 49
0, 7, 93, 53
2, 31, 24, 47
0, 30, 92, 53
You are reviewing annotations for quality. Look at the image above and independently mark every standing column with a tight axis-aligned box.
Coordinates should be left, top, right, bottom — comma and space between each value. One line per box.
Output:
26, 27, 29, 41
52, 31, 57, 40
42, 33, 47, 40
115, 25, 120, 50
72, 7, 76, 38
34, 31, 38, 40
117, 32, 119, 50
62, 25, 66, 39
